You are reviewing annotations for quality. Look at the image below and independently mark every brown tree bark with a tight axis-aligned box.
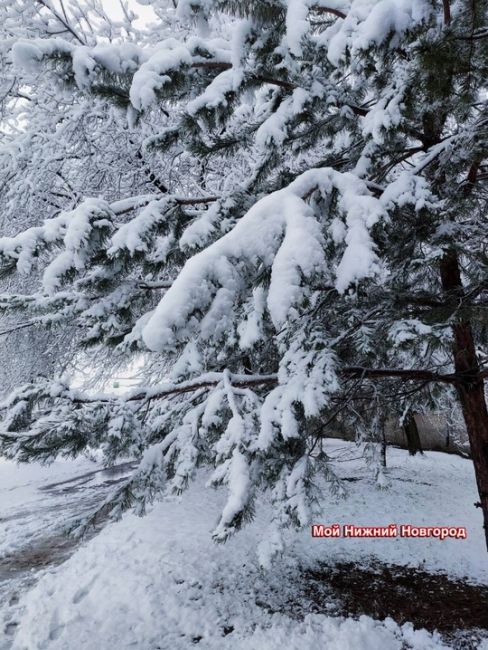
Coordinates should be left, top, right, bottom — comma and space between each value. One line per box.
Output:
404, 410, 423, 456
440, 249, 488, 549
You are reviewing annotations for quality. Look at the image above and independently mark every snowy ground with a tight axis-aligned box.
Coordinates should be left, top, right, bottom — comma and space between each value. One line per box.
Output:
0, 457, 135, 642
1, 441, 487, 649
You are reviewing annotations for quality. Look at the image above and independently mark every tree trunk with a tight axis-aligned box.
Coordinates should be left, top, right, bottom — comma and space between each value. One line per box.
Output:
381, 427, 387, 468
440, 249, 488, 549
404, 410, 423, 456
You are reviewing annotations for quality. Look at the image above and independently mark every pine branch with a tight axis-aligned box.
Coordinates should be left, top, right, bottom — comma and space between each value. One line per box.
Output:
70, 374, 279, 404
62, 365, 488, 407
138, 281, 173, 290
311, 6, 347, 20
110, 194, 219, 216
0, 321, 38, 337
34, 0, 86, 45
442, 0, 451, 27
192, 61, 296, 91
453, 28, 488, 40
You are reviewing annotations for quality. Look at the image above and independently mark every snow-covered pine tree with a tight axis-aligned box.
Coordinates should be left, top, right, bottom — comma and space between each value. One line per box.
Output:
1, 0, 487, 556
0, 0, 176, 393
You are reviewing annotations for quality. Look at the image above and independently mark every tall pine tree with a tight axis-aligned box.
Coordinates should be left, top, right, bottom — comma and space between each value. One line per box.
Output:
1, 0, 487, 557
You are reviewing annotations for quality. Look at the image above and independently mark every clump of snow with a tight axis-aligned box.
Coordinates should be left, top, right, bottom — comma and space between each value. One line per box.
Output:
176, 0, 215, 25
285, 0, 348, 56
255, 88, 310, 151
108, 199, 171, 255
186, 68, 242, 115
237, 287, 266, 350
285, 0, 312, 56
389, 319, 433, 346
129, 36, 231, 111
129, 39, 193, 110
42, 199, 113, 294
0, 198, 112, 284
11, 35, 233, 113
179, 196, 237, 251
257, 332, 338, 451
12, 38, 145, 89
325, 0, 432, 66
380, 172, 439, 212
212, 448, 251, 541
12, 38, 74, 71
142, 167, 384, 353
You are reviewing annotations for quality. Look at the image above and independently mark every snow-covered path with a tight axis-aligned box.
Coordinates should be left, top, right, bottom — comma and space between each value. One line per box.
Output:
0, 458, 135, 646
1, 443, 487, 649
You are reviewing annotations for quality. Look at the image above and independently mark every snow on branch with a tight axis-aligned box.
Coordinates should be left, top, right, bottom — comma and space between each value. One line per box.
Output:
0, 361, 479, 486
5, 365, 467, 411
323, 0, 434, 66
12, 35, 233, 112
12, 38, 145, 87
0, 357, 480, 547
286, 0, 348, 55
282, 0, 433, 62
0, 198, 113, 286
0, 193, 219, 280
142, 167, 385, 352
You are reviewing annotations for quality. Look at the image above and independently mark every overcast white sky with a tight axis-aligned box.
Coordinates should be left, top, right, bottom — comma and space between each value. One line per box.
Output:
100, 0, 157, 26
